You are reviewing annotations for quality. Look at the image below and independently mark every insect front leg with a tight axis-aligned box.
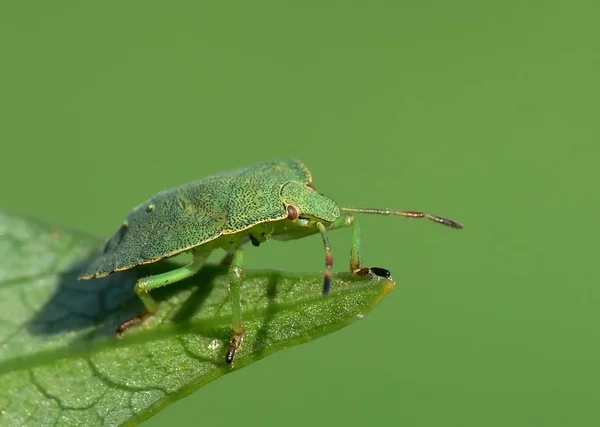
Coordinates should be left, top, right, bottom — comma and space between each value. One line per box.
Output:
116, 248, 211, 336
226, 248, 245, 366
315, 222, 334, 296
326, 215, 391, 279
326, 215, 363, 273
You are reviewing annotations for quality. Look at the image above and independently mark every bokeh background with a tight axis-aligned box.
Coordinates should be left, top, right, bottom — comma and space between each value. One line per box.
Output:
2, 2, 599, 426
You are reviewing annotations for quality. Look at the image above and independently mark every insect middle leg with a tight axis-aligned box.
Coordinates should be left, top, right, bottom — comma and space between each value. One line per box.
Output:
225, 248, 245, 365
116, 247, 211, 336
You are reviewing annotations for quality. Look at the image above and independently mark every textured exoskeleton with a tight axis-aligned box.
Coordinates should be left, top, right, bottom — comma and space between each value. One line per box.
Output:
79, 158, 463, 365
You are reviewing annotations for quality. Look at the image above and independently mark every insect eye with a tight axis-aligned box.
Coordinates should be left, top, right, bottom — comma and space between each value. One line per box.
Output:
286, 205, 299, 220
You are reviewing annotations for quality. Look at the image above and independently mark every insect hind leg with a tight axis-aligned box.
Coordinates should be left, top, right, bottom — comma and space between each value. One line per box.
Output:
116, 248, 211, 336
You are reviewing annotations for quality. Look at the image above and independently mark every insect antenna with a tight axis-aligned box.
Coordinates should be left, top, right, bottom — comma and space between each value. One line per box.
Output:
339, 207, 463, 229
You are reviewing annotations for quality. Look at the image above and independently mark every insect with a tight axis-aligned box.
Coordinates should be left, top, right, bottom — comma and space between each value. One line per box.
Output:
79, 158, 463, 365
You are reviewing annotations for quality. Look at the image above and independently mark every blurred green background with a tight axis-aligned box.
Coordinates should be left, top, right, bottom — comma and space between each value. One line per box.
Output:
1, 1, 599, 426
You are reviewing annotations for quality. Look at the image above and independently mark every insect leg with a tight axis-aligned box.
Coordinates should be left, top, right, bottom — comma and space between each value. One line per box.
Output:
326, 215, 362, 273
226, 248, 245, 366
315, 222, 334, 296
116, 248, 211, 335
326, 215, 392, 279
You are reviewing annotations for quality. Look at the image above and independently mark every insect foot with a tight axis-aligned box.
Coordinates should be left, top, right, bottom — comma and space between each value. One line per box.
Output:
226, 327, 245, 366
369, 267, 392, 278
353, 266, 392, 279
115, 311, 155, 337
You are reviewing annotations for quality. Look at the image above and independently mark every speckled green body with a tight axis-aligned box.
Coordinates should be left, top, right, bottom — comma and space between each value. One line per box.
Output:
78, 158, 462, 366
80, 158, 339, 279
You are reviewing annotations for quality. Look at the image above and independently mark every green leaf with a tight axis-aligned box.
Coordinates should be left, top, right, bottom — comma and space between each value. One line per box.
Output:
0, 208, 395, 427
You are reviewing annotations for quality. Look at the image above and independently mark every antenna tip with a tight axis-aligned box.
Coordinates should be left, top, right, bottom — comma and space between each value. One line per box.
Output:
433, 215, 464, 229
450, 220, 464, 229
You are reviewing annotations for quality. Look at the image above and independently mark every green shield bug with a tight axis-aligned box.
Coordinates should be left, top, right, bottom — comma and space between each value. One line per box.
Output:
79, 158, 463, 365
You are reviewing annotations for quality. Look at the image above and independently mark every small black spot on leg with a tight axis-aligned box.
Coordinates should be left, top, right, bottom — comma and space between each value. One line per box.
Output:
250, 235, 260, 247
